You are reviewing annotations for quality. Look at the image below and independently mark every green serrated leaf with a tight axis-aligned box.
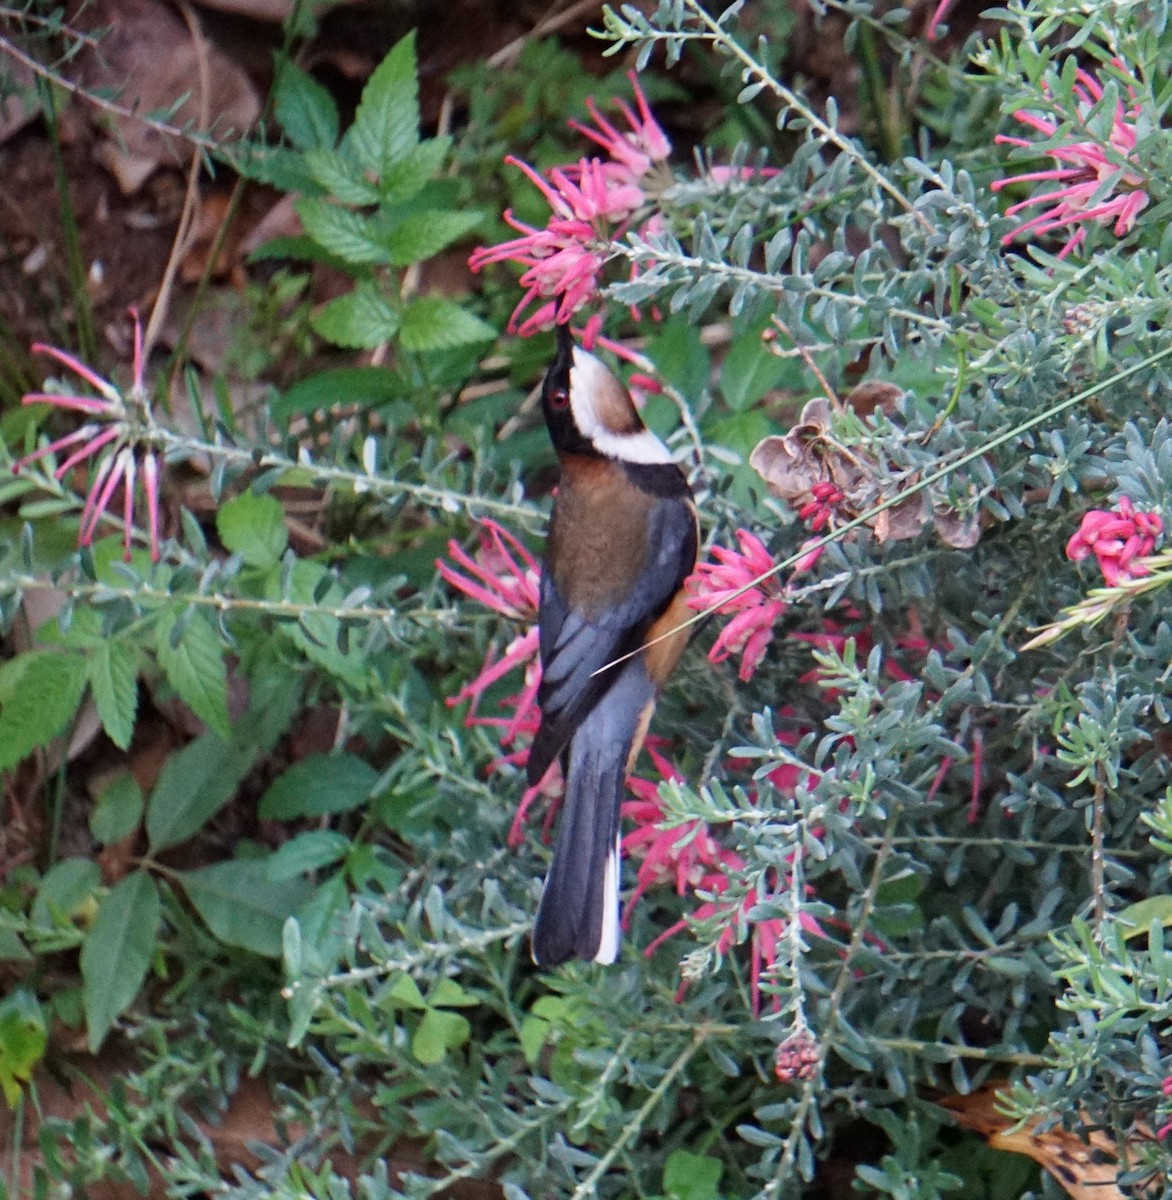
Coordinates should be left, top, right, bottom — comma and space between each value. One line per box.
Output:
90, 774, 144, 846
311, 283, 401, 349
296, 198, 390, 265
88, 640, 138, 750
273, 366, 400, 420
145, 673, 299, 855
344, 32, 419, 177
384, 210, 482, 267
177, 861, 312, 957
229, 143, 320, 193
304, 147, 380, 205
265, 831, 350, 880
398, 296, 495, 352
80, 872, 160, 1051
0, 650, 87, 771
259, 753, 378, 820
0, 929, 30, 963
217, 489, 288, 568
156, 609, 229, 738
146, 733, 245, 854
275, 61, 339, 151
388, 974, 428, 1010
379, 137, 452, 201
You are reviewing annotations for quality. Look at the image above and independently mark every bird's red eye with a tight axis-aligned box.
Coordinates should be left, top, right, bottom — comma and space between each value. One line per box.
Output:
549, 388, 570, 410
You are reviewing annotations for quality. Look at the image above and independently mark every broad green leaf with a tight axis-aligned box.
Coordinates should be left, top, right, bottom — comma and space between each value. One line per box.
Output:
304, 147, 380, 205
88, 639, 138, 750
258, 752, 378, 820
384, 210, 483, 267
177, 861, 311, 957
229, 143, 319, 193
0, 929, 30, 963
265, 831, 350, 880
412, 1007, 469, 1065
31, 858, 101, 929
145, 673, 297, 855
89, 774, 144, 846
380, 137, 451, 201
1118, 896, 1172, 938
344, 32, 419, 177
217, 489, 288, 568
719, 332, 786, 413
0, 989, 46, 1106
156, 609, 229, 738
273, 366, 400, 420
429, 978, 477, 1008
0, 650, 87, 771
398, 296, 495, 352
274, 61, 338, 151
663, 1151, 724, 1200
387, 974, 427, 1010
311, 283, 400, 349
80, 873, 160, 1051
296, 198, 390, 265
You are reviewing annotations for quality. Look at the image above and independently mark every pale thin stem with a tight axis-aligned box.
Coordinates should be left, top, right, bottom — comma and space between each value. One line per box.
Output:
570, 1030, 707, 1200
681, 0, 931, 230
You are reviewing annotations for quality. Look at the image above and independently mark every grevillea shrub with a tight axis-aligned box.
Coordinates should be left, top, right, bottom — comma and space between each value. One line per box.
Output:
3, 2, 1172, 1198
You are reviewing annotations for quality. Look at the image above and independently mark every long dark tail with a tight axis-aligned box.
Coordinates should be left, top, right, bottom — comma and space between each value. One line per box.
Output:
531, 665, 654, 966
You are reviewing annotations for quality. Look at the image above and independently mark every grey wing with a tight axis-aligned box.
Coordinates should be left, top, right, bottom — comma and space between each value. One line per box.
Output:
526, 498, 696, 785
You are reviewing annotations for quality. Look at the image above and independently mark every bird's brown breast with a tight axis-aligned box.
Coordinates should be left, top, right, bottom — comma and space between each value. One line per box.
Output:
546, 455, 656, 618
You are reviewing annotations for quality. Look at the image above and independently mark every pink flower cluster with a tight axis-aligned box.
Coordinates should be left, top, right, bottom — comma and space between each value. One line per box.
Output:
685, 529, 824, 682
468, 74, 670, 336
12, 313, 162, 561
992, 63, 1149, 259
623, 742, 824, 1017
1065, 496, 1162, 587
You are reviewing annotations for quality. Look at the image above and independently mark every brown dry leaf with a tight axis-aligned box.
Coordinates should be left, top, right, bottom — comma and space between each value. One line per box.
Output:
80, 0, 260, 194
940, 1086, 1158, 1200
749, 396, 981, 549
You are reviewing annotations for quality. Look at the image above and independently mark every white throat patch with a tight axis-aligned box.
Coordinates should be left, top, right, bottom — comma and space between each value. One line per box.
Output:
569, 348, 675, 465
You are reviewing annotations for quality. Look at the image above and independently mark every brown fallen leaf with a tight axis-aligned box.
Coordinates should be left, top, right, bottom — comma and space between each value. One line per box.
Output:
80, 0, 260, 195
940, 1085, 1159, 1200
748, 397, 982, 549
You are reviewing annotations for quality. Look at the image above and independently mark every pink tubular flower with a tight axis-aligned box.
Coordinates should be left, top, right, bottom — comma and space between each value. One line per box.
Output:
468, 76, 669, 337
1065, 495, 1162, 587
437, 520, 542, 726
686, 529, 786, 681
992, 63, 1149, 259
13, 311, 162, 562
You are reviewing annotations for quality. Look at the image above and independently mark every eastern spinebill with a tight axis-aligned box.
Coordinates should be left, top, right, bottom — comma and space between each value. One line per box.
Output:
527, 324, 698, 966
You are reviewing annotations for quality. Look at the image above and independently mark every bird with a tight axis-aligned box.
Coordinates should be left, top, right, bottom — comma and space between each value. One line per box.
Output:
527, 323, 698, 966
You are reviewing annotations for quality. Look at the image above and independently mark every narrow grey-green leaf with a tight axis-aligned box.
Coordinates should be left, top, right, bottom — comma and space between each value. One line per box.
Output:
178, 861, 312, 957
80, 872, 160, 1051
